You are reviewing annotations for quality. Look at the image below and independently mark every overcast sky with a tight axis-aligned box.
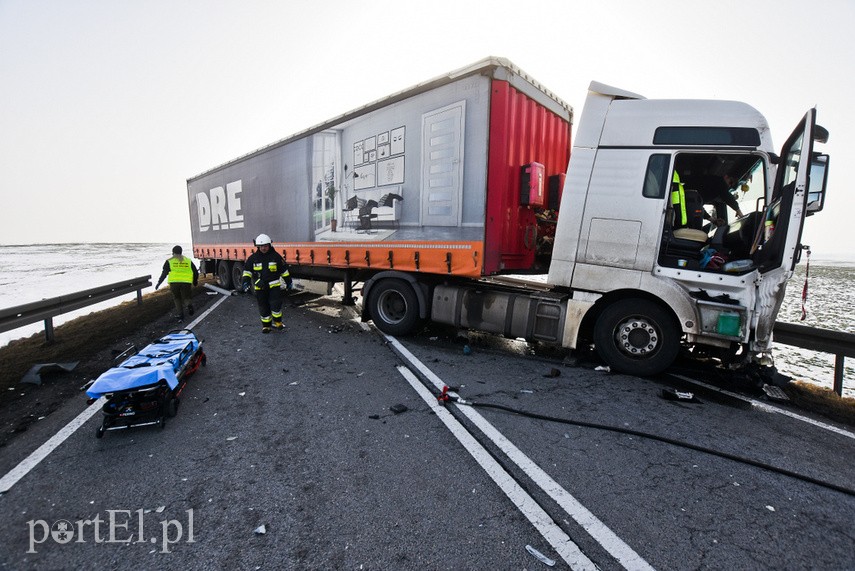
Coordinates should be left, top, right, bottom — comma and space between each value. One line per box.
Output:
1, 0, 853, 259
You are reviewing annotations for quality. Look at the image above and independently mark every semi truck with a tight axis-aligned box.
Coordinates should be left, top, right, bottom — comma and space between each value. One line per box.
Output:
187, 57, 829, 376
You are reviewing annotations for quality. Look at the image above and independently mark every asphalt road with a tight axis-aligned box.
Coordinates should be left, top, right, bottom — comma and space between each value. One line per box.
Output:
1, 289, 853, 570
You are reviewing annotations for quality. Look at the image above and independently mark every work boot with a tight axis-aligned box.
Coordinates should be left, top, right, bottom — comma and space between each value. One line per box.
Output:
262, 326, 271, 334
272, 321, 284, 330
188, 304, 195, 316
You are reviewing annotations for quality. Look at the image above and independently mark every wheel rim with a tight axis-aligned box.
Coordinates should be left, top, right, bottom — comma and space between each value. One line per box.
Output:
614, 316, 660, 357
376, 289, 408, 325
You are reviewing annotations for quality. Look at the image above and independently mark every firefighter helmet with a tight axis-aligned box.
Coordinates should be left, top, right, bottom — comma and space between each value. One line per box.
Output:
255, 233, 272, 246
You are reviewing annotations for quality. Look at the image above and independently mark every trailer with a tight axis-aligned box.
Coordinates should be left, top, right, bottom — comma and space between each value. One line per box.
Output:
187, 57, 829, 376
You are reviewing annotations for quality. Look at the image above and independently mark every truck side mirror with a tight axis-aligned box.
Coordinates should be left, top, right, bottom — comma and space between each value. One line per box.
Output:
806, 154, 829, 215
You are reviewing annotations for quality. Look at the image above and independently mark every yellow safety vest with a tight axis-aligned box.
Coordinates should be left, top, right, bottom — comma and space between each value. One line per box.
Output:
670, 171, 687, 226
167, 256, 194, 283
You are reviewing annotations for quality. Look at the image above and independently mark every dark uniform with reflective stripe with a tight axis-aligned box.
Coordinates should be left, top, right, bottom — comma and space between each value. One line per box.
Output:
242, 247, 292, 331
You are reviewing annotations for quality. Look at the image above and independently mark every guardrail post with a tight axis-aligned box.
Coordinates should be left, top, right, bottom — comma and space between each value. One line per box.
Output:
137, 288, 143, 305
44, 317, 54, 343
834, 354, 845, 397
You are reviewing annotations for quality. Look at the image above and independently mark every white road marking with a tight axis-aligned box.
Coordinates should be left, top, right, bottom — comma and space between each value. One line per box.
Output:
0, 397, 104, 494
388, 335, 656, 571
672, 375, 855, 440
0, 294, 230, 494
396, 366, 598, 571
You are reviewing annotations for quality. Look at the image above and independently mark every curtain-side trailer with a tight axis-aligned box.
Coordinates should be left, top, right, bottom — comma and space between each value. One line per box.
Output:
187, 57, 829, 376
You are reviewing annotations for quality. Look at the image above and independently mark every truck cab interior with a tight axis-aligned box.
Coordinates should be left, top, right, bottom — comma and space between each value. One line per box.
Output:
659, 152, 768, 272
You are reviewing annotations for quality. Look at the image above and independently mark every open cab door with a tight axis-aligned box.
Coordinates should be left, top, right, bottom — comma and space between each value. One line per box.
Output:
753, 108, 828, 272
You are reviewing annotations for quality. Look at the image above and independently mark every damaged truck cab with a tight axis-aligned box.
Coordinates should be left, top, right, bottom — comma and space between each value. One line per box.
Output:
546, 82, 829, 375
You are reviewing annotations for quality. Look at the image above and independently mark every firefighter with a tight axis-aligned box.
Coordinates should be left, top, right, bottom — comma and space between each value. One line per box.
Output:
241, 233, 292, 333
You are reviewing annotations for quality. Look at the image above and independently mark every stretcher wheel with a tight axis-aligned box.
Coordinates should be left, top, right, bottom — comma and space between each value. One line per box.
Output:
167, 397, 180, 417
95, 425, 105, 439
157, 416, 166, 430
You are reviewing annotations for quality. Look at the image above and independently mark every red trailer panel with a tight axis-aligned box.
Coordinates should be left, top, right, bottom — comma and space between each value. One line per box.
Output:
484, 79, 571, 274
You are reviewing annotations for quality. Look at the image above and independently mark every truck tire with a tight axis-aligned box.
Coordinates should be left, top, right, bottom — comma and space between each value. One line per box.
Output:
216, 261, 232, 289
594, 298, 679, 376
367, 279, 421, 336
231, 262, 245, 290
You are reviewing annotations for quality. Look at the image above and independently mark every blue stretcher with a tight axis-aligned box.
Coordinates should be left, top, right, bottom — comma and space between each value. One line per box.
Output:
87, 329, 206, 437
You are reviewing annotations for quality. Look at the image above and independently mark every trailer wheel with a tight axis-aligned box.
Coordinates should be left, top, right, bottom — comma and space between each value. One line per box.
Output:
231, 262, 245, 291
216, 261, 232, 289
367, 279, 421, 336
594, 299, 679, 376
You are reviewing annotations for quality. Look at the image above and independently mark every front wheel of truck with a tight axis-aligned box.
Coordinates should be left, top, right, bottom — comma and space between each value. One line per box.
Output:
594, 298, 680, 376
367, 279, 421, 336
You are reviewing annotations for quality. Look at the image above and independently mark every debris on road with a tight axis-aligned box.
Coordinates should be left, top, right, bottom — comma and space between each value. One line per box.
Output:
525, 544, 556, 567
660, 388, 701, 403
543, 368, 561, 378
253, 524, 267, 535
390, 404, 408, 414
594, 365, 610, 372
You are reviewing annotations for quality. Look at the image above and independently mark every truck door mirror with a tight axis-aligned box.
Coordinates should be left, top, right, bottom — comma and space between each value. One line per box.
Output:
806, 154, 829, 215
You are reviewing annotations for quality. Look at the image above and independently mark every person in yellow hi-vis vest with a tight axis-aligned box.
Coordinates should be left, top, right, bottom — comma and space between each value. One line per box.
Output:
671, 170, 688, 227
155, 245, 199, 321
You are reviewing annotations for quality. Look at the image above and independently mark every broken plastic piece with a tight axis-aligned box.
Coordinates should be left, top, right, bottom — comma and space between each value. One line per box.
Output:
525, 544, 556, 567
660, 388, 700, 402
254, 524, 267, 535
20, 362, 79, 385
762, 384, 790, 402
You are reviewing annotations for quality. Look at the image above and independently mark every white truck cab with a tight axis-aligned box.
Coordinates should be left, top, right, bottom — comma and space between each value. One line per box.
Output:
548, 82, 829, 375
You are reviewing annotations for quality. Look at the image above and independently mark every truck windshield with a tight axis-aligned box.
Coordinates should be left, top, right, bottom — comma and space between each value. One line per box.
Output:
734, 159, 766, 216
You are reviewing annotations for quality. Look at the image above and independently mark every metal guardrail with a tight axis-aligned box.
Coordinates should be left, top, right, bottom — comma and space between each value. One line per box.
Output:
774, 321, 855, 397
0, 275, 152, 343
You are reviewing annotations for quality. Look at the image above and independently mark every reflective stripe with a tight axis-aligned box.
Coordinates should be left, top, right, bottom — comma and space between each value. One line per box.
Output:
272, 311, 282, 318
253, 263, 263, 271
167, 256, 194, 283
242, 270, 252, 278
268, 262, 278, 272
268, 279, 282, 288
281, 270, 290, 278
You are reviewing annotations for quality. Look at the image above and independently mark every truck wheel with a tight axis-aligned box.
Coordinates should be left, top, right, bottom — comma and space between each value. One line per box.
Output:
231, 262, 245, 291
367, 279, 421, 336
594, 299, 679, 376
216, 261, 232, 289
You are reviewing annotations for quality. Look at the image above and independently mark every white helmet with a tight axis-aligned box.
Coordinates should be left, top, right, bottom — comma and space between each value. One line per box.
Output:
255, 233, 272, 246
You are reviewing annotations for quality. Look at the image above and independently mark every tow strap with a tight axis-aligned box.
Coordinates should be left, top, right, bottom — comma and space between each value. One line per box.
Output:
800, 246, 811, 321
